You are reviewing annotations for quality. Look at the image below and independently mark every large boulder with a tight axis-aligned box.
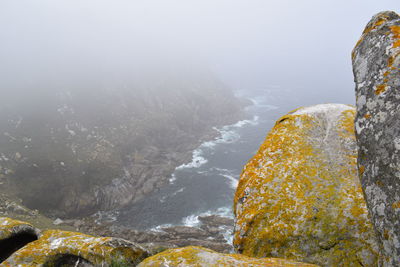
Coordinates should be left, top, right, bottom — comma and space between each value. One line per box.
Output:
0, 217, 148, 266
352, 11, 400, 266
137, 246, 317, 267
233, 104, 379, 266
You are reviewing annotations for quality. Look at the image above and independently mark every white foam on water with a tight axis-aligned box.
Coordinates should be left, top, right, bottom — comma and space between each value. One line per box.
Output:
182, 214, 201, 227
169, 173, 177, 184
151, 223, 174, 232
232, 115, 259, 128
220, 225, 234, 246
220, 174, 239, 189
212, 167, 239, 189
160, 187, 185, 203
181, 206, 234, 228
174, 102, 266, 172
176, 148, 208, 170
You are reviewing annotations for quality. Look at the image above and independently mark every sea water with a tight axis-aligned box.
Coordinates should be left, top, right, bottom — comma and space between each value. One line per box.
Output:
116, 87, 288, 230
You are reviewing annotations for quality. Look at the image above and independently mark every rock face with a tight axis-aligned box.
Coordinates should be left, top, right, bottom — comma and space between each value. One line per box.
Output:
352, 11, 400, 266
0, 217, 148, 266
233, 104, 379, 266
0, 73, 244, 217
137, 246, 317, 267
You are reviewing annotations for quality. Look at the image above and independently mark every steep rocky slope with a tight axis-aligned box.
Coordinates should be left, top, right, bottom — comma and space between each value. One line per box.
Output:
233, 104, 378, 266
0, 71, 244, 217
352, 11, 400, 266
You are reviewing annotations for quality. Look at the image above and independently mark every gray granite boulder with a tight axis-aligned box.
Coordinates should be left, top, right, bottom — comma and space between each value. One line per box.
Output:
352, 11, 400, 266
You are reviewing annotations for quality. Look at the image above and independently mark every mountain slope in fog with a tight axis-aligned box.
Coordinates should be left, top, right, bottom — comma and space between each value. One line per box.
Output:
0, 71, 244, 217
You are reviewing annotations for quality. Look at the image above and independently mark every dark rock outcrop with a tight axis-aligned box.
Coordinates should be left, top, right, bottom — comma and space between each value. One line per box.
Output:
233, 104, 378, 266
352, 11, 400, 266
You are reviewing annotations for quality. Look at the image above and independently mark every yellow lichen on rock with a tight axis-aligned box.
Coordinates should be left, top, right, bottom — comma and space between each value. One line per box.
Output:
233, 104, 379, 266
137, 246, 318, 267
0, 217, 38, 240
2, 228, 148, 266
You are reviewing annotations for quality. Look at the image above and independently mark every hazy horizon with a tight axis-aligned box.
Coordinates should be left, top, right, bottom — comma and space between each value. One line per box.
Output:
1, 1, 399, 105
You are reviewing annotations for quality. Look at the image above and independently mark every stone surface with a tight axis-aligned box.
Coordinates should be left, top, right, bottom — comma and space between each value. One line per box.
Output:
233, 104, 379, 266
352, 11, 400, 266
2, 229, 148, 266
0, 217, 148, 266
0, 218, 40, 263
137, 246, 317, 267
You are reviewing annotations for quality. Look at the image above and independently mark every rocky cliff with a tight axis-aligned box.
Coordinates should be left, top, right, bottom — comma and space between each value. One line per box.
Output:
233, 104, 378, 266
0, 72, 244, 217
352, 11, 400, 266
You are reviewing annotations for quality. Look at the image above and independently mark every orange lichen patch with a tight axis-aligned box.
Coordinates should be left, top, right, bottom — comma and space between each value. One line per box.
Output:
352, 16, 391, 59
233, 104, 378, 266
384, 229, 390, 240
375, 84, 387, 95
376, 180, 384, 187
390, 25, 400, 48
392, 201, 400, 210
364, 113, 371, 119
359, 165, 365, 176
2, 229, 147, 266
137, 246, 318, 267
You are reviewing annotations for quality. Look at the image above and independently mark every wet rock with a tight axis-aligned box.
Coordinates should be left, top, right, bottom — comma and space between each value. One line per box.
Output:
137, 246, 318, 267
2, 228, 148, 266
234, 104, 379, 266
198, 215, 234, 227
162, 226, 209, 238
352, 11, 400, 266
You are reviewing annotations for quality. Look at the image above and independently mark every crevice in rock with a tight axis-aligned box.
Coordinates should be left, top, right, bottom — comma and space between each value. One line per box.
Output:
0, 230, 38, 263
43, 254, 94, 267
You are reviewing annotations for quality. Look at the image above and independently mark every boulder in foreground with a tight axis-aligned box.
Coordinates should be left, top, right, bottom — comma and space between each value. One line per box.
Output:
0, 217, 148, 266
137, 246, 317, 267
234, 104, 378, 266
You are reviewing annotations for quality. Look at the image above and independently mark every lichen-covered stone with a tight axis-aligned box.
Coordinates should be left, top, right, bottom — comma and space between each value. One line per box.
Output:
2, 228, 148, 266
233, 104, 379, 266
137, 246, 317, 267
352, 11, 400, 266
0, 217, 39, 241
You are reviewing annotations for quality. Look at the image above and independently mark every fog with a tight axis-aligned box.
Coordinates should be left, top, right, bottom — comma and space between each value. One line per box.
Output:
0, 1, 399, 104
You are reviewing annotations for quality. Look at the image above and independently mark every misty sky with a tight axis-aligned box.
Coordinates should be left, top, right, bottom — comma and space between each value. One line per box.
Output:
0, 1, 399, 105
